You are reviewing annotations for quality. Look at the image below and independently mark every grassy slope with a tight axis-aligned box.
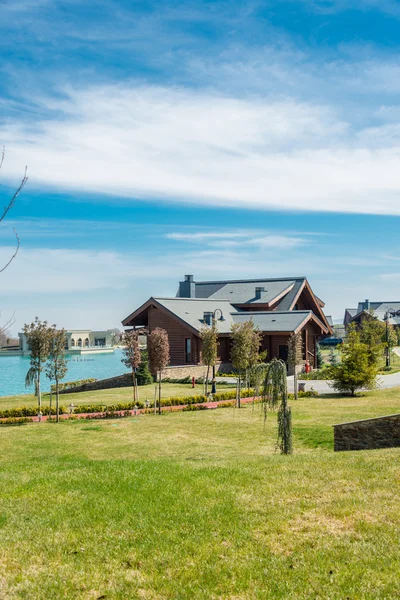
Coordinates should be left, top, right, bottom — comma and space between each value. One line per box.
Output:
0, 389, 399, 599
0, 382, 235, 411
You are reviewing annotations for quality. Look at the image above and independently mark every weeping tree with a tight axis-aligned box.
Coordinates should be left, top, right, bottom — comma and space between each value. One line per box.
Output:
262, 358, 293, 455
45, 327, 68, 422
200, 322, 218, 395
287, 331, 303, 400
122, 330, 142, 403
23, 318, 53, 417
148, 327, 170, 414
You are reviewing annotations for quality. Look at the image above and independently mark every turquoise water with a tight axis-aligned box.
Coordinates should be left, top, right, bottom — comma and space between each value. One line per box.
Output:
0, 350, 126, 396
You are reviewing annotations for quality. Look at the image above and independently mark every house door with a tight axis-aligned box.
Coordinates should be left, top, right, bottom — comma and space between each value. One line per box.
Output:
278, 345, 288, 364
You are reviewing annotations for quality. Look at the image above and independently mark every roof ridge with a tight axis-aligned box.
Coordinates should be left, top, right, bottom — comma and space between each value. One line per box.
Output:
155, 297, 233, 302
194, 277, 306, 285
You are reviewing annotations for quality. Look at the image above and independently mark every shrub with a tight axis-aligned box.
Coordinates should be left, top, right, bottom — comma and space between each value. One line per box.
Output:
51, 378, 96, 393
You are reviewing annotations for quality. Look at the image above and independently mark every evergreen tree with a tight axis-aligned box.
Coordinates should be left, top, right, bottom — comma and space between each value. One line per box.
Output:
262, 358, 292, 455
332, 324, 378, 396
329, 348, 338, 367
136, 350, 153, 385
358, 316, 385, 367
316, 343, 324, 369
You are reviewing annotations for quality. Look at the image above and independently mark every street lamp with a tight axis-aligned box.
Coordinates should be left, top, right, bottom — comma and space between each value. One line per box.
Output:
211, 309, 225, 395
384, 308, 400, 367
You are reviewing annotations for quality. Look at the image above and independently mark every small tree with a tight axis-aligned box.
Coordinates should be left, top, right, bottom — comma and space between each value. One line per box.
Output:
288, 332, 302, 400
122, 331, 141, 403
45, 327, 68, 422
262, 358, 292, 455
358, 315, 385, 368
316, 343, 324, 369
136, 350, 153, 385
230, 321, 262, 408
23, 318, 53, 416
331, 324, 378, 396
200, 323, 218, 395
148, 328, 170, 414
329, 348, 338, 367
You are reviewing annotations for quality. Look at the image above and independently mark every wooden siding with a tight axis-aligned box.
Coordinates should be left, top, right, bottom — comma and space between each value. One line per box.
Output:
148, 305, 200, 366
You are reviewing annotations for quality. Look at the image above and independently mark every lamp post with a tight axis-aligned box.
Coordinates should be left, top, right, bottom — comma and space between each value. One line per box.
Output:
211, 309, 224, 395
384, 309, 400, 368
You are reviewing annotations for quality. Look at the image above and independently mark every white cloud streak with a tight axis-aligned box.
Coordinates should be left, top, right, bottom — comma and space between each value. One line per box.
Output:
2, 83, 400, 215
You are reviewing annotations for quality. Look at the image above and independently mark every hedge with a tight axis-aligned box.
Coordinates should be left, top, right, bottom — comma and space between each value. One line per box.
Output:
0, 388, 318, 419
50, 378, 97, 392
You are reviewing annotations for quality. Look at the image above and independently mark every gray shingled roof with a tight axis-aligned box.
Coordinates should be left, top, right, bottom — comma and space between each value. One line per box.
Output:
154, 298, 314, 334
232, 311, 312, 332
179, 277, 306, 306
353, 302, 400, 326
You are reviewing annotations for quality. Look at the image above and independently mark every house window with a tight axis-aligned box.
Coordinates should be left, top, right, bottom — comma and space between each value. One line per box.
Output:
185, 338, 192, 363
77, 338, 82, 347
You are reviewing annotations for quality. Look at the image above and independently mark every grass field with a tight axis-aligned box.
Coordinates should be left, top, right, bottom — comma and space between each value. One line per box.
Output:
0, 387, 399, 598
0, 382, 236, 411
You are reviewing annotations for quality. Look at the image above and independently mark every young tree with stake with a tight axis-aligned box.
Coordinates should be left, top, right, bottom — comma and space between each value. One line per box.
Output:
288, 331, 303, 400
23, 318, 53, 417
45, 327, 68, 422
121, 331, 142, 403
200, 322, 218, 395
148, 328, 170, 414
230, 320, 262, 408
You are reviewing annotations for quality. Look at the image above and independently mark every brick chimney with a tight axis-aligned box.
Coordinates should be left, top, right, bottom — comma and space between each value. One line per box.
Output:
178, 275, 196, 298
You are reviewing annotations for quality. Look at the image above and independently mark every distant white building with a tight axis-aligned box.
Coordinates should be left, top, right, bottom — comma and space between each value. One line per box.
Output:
18, 329, 115, 356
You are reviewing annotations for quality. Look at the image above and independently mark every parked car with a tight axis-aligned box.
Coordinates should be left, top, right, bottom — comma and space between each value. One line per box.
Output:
319, 337, 343, 346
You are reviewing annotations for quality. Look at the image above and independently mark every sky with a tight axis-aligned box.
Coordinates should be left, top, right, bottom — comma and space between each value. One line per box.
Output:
1, 0, 400, 332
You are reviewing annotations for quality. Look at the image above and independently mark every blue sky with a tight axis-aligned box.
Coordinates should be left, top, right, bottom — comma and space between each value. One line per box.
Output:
1, 0, 400, 332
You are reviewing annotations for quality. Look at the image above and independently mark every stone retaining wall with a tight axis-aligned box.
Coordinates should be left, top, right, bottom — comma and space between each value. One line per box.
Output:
333, 414, 400, 452
59, 363, 233, 394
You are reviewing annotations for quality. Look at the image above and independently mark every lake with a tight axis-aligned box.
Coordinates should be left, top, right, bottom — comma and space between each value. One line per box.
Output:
0, 350, 127, 396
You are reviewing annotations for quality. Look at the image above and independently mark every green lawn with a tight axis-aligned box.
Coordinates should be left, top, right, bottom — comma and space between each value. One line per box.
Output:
0, 382, 235, 411
0, 388, 399, 599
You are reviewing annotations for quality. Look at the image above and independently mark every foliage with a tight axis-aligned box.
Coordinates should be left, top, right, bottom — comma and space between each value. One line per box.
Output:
262, 358, 293, 454
329, 348, 338, 367
230, 320, 262, 406
135, 350, 153, 385
288, 331, 303, 400
45, 327, 68, 421
299, 366, 334, 380
200, 322, 218, 394
358, 316, 386, 367
122, 330, 142, 402
331, 324, 379, 396
23, 318, 54, 412
148, 327, 170, 414
316, 343, 324, 368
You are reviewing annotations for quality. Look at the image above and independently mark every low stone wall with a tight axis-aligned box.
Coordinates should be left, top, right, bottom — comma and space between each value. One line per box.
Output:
59, 363, 233, 394
59, 373, 132, 394
160, 363, 232, 380
333, 414, 400, 452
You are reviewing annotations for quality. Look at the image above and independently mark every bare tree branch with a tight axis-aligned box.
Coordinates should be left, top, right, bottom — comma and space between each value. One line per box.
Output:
0, 310, 16, 337
0, 146, 4, 172
0, 228, 20, 273
0, 166, 28, 223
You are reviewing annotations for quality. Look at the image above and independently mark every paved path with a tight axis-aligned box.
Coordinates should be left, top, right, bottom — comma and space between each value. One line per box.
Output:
217, 372, 400, 394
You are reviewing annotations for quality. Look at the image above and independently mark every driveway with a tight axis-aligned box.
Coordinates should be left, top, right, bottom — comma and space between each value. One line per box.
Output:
217, 372, 400, 394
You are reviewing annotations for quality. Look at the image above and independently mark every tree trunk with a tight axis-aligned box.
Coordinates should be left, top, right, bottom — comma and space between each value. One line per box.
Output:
132, 369, 136, 403
294, 367, 298, 401
37, 374, 42, 418
158, 372, 162, 415
49, 389, 52, 421
56, 380, 60, 423
237, 374, 241, 409
205, 364, 210, 396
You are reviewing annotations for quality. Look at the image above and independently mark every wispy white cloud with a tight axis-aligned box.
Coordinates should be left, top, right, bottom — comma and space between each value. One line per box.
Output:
3, 83, 400, 215
167, 230, 309, 249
